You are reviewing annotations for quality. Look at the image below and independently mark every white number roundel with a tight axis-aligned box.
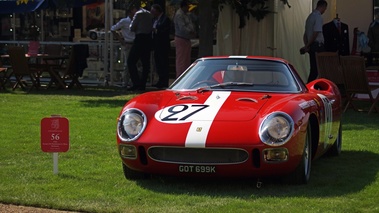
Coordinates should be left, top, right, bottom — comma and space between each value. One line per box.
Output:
155, 104, 209, 124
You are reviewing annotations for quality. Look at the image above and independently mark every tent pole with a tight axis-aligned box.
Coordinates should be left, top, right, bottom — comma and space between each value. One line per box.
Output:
103, 0, 109, 86
40, 10, 44, 41
272, 0, 278, 57
12, 13, 16, 41
109, 0, 114, 86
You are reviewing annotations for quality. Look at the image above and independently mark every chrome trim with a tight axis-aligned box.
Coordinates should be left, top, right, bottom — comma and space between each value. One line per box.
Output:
259, 112, 294, 146
119, 144, 138, 160
236, 97, 258, 103
147, 146, 249, 165
177, 96, 198, 101
262, 148, 289, 163
117, 108, 147, 142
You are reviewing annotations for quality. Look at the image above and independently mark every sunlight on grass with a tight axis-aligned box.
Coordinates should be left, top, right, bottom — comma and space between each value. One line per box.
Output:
0, 89, 378, 212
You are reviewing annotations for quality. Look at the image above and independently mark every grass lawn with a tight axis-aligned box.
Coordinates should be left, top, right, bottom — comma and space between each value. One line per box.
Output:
0, 88, 379, 213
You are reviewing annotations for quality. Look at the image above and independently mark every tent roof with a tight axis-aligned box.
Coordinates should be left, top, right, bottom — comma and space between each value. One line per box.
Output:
0, 0, 103, 14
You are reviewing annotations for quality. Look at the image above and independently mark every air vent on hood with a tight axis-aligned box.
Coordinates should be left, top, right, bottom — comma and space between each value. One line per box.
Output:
236, 97, 258, 103
177, 96, 198, 101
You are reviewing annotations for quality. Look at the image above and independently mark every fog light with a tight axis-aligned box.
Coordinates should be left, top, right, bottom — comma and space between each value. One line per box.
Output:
263, 148, 288, 162
120, 145, 137, 159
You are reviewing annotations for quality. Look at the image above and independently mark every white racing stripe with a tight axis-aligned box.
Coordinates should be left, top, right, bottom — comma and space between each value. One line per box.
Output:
185, 91, 231, 147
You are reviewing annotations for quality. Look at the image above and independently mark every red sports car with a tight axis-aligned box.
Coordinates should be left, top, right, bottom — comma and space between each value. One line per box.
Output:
116, 56, 342, 184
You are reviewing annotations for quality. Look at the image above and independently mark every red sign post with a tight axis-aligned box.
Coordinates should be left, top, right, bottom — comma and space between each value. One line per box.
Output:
41, 116, 69, 174
41, 116, 69, 152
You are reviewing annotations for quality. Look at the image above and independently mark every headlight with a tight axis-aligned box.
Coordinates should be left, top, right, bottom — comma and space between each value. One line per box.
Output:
117, 109, 147, 141
259, 112, 294, 146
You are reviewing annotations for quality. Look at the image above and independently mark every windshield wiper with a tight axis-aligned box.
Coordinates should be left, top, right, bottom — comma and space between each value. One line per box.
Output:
209, 82, 254, 88
196, 82, 254, 93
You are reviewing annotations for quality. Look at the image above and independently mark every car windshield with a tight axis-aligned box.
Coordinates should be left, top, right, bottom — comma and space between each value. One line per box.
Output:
170, 58, 301, 92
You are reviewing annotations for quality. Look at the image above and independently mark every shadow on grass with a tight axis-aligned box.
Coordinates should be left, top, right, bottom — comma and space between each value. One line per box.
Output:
134, 150, 379, 198
1, 86, 147, 98
79, 99, 130, 108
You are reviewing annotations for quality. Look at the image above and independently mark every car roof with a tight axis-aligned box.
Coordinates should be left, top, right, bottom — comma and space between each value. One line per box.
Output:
197, 56, 290, 65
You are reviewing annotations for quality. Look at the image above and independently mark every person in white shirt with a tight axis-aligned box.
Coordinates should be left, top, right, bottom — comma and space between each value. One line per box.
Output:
111, 10, 135, 86
300, 0, 327, 83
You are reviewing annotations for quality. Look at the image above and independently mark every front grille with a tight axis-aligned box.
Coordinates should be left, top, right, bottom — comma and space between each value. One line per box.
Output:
148, 147, 249, 165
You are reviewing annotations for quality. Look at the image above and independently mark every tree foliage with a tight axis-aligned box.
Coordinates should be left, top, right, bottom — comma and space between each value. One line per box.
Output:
217, 0, 270, 28
216, 0, 291, 28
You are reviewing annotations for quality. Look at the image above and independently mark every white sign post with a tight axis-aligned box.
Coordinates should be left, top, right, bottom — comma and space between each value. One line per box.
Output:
41, 115, 70, 174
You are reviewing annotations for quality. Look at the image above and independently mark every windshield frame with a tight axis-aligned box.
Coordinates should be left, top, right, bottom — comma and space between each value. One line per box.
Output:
169, 58, 303, 93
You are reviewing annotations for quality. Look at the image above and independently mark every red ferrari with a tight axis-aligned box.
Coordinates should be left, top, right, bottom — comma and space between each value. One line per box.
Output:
117, 56, 342, 184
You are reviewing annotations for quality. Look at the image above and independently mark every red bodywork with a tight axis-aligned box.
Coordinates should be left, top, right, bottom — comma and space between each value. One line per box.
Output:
116, 56, 342, 178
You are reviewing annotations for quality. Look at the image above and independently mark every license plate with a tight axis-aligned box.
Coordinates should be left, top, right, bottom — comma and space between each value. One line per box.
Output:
178, 165, 216, 173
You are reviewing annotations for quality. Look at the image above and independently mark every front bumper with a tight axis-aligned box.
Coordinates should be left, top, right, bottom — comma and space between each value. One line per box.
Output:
118, 144, 301, 178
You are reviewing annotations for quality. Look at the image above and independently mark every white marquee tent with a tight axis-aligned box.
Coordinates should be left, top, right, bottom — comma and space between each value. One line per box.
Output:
215, 0, 313, 82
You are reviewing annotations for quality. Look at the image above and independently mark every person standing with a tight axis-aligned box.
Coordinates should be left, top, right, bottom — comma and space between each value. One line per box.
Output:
111, 10, 135, 86
173, 0, 196, 78
300, 0, 327, 83
127, 4, 153, 91
151, 4, 171, 88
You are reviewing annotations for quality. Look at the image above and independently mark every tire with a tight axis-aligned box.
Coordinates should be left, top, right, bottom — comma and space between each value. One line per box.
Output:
122, 163, 146, 180
286, 124, 312, 184
328, 123, 342, 156
89, 32, 98, 40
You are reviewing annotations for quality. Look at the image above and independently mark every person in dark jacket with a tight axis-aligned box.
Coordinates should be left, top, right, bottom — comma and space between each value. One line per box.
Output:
151, 4, 171, 88
127, 4, 153, 91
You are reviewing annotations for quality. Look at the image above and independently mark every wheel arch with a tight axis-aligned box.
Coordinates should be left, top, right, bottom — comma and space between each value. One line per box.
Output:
308, 113, 319, 160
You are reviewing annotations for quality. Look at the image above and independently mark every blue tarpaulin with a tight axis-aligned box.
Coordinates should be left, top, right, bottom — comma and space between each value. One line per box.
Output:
0, 0, 103, 14
0, 0, 45, 14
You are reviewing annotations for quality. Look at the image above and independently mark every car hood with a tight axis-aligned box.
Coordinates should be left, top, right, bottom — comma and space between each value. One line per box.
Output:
152, 90, 270, 122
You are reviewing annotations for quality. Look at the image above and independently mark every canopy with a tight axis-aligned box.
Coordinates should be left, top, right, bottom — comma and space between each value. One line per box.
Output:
0, 0, 45, 14
50, 0, 103, 9
0, 0, 103, 14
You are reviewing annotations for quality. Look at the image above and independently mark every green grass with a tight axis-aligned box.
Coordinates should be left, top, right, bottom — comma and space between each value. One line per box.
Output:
1, 88, 379, 213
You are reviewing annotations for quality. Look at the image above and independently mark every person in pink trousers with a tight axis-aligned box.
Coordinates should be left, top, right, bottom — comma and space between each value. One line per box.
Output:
173, 0, 196, 78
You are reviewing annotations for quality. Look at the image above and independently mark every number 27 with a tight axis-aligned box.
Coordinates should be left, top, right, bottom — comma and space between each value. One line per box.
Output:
162, 104, 209, 121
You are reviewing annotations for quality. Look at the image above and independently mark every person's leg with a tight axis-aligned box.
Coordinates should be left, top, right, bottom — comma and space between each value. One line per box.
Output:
154, 44, 170, 87
175, 37, 192, 78
307, 42, 323, 83
182, 39, 192, 74
308, 51, 317, 83
122, 43, 132, 86
153, 50, 162, 84
160, 44, 170, 86
127, 43, 141, 88
140, 35, 152, 89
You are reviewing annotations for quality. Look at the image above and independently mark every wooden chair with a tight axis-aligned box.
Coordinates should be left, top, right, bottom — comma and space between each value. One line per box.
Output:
340, 56, 379, 114
43, 44, 63, 65
0, 61, 8, 90
316, 52, 345, 93
8, 46, 40, 91
50, 44, 89, 89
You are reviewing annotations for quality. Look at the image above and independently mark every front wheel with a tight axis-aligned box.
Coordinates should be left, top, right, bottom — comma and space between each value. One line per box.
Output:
286, 124, 312, 184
